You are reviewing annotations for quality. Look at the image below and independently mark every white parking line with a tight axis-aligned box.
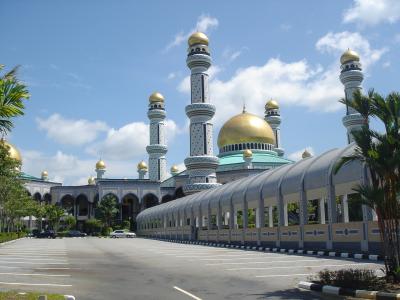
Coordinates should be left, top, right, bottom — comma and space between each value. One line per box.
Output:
0, 281, 72, 287
205, 259, 346, 266
0, 272, 70, 277
173, 286, 202, 300
0, 257, 67, 262
0, 252, 67, 256
225, 263, 375, 271
0, 261, 68, 265
175, 254, 260, 258
255, 273, 312, 278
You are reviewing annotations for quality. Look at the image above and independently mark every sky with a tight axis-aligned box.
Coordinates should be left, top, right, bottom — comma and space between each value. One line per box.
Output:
1, 0, 399, 185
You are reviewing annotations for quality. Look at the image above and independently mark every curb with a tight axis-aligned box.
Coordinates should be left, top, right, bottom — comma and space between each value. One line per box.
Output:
298, 281, 399, 299
0, 237, 25, 246
143, 238, 382, 261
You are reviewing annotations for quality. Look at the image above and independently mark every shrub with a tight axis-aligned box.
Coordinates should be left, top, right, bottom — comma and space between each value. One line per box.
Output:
315, 269, 385, 290
101, 226, 112, 236
85, 219, 102, 235
0, 232, 25, 243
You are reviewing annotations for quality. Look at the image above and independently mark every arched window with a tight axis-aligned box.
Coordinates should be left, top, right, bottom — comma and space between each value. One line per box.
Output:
239, 144, 243, 150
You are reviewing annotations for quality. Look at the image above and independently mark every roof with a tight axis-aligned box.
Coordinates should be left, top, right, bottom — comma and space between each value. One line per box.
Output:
218, 151, 291, 167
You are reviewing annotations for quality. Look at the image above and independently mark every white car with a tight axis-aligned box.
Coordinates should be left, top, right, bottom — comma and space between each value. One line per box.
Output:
110, 230, 136, 238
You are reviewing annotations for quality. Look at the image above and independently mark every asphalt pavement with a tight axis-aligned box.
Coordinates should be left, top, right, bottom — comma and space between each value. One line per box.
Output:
0, 237, 383, 300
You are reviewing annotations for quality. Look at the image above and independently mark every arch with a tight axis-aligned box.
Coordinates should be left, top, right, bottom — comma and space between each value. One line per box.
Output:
33, 192, 42, 202
161, 194, 173, 203
76, 194, 89, 216
43, 193, 52, 205
60, 194, 74, 215
142, 193, 159, 210
121, 193, 140, 230
174, 186, 185, 200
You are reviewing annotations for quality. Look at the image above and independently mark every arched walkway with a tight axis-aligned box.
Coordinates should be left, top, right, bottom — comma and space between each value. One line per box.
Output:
33, 192, 42, 202
76, 194, 89, 216
174, 187, 184, 200
60, 195, 74, 215
121, 193, 140, 231
43, 193, 52, 205
142, 193, 159, 210
161, 194, 173, 203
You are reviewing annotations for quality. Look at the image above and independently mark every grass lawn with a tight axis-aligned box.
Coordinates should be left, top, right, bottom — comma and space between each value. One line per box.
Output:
0, 291, 65, 300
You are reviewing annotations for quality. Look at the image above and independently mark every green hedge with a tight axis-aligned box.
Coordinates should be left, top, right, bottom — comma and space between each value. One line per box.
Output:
0, 232, 26, 243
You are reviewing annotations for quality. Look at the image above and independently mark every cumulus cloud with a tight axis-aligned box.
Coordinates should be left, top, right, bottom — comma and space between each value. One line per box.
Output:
343, 0, 400, 26
36, 114, 109, 146
176, 31, 386, 125
288, 147, 315, 161
164, 15, 219, 51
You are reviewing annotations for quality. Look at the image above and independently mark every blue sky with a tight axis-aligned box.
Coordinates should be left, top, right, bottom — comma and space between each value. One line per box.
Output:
1, 0, 399, 184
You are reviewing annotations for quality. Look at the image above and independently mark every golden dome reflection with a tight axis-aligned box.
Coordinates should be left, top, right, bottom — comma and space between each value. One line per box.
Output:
340, 49, 360, 64
217, 112, 276, 148
188, 32, 209, 46
137, 161, 148, 171
96, 159, 106, 170
149, 92, 164, 103
0, 139, 22, 163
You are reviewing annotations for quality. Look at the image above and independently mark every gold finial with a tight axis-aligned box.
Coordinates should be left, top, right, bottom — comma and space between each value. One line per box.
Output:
188, 32, 209, 46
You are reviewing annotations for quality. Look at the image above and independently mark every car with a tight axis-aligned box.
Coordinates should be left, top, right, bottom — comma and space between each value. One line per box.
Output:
67, 230, 87, 237
37, 230, 57, 239
110, 230, 136, 238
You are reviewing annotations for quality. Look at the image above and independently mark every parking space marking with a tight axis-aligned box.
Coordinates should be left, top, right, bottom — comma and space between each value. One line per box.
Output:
0, 281, 72, 287
173, 286, 203, 300
225, 263, 375, 271
255, 273, 312, 278
0, 257, 68, 262
0, 261, 68, 265
0, 272, 70, 277
204, 258, 367, 265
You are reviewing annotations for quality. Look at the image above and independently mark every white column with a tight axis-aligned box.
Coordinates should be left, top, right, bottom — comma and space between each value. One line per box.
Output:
233, 207, 238, 229
268, 206, 273, 227
224, 212, 229, 226
342, 195, 349, 223
319, 198, 326, 224
255, 208, 261, 228
283, 203, 288, 226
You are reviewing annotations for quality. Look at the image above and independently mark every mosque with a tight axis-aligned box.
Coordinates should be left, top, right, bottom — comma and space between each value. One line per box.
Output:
3, 32, 380, 253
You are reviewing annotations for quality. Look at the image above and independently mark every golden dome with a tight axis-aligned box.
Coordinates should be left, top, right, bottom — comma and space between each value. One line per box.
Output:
41, 170, 48, 177
188, 32, 209, 46
88, 176, 96, 185
149, 92, 164, 103
170, 165, 179, 173
340, 49, 360, 64
302, 149, 312, 159
137, 161, 148, 171
217, 112, 276, 148
0, 139, 22, 163
265, 99, 279, 110
243, 149, 253, 158
96, 159, 106, 170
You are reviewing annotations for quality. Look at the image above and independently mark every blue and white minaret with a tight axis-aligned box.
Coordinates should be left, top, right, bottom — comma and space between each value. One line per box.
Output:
146, 92, 167, 182
264, 99, 284, 157
340, 49, 365, 144
183, 32, 220, 195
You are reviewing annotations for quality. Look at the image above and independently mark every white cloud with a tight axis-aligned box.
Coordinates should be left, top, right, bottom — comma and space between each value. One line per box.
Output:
343, 0, 400, 26
288, 147, 315, 161
176, 31, 385, 125
165, 15, 219, 51
37, 114, 109, 146
222, 48, 246, 63
167, 72, 177, 80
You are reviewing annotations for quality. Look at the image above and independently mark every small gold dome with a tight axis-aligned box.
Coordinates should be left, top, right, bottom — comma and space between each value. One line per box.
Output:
265, 99, 279, 110
149, 92, 164, 103
302, 149, 312, 159
137, 161, 148, 171
243, 149, 253, 158
96, 159, 106, 170
217, 112, 276, 148
170, 165, 179, 173
41, 170, 48, 177
340, 49, 360, 64
188, 32, 209, 46
88, 176, 96, 185
0, 139, 22, 163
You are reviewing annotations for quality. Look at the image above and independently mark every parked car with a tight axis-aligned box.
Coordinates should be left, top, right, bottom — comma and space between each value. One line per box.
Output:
67, 230, 87, 237
110, 230, 136, 238
37, 230, 57, 239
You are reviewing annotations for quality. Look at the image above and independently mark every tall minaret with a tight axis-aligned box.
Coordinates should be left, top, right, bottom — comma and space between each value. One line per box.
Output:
146, 92, 167, 182
340, 49, 365, 144
183, 32, 220, 195
95, 159, 106, 179
265, 99, 284, 157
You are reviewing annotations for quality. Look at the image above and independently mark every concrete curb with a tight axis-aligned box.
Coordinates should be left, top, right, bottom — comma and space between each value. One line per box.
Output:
0, 237, 25, 246
148, 238, 382, 261
298, 281, 399, 299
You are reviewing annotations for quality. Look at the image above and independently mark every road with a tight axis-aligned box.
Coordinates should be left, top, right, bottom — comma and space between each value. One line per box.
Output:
0, 237, 382, 300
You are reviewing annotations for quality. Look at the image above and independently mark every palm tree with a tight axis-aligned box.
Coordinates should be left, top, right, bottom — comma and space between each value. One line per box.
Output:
0, 65, 30, 135
335, 89, 400, 281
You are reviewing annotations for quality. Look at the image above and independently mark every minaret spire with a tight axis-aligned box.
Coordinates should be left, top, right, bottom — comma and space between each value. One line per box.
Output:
183, 32, 220, 195
146, 92, 168, 182
339, 49, 364, 143
265, 99, 284, 157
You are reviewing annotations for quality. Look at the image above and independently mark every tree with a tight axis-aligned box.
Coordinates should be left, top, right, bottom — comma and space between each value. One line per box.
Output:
0, 65, 30, 135
63, 215, 76, 230
334, 89, 400, 281
85, 218, 102, 235
95, 194, 118, 228
45, 205, 65, 231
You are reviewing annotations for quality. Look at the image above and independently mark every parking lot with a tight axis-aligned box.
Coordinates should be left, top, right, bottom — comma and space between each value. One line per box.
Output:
0, 238, 383, 299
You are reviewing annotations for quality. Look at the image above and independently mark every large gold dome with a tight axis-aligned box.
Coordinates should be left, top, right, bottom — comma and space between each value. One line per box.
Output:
340, 49, 360, 64
188, 32, 209, 46
217, 112, 276, 148
149, 92, 164, 103
0, 139, 22, 163
96, 159, 106, 170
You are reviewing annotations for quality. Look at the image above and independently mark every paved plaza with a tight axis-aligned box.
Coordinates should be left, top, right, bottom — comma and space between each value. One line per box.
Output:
0, 238, 382, 299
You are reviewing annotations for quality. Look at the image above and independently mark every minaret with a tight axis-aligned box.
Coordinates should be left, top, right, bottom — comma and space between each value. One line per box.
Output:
340, 49, 365, 143
265, 99, 284, 156
146, 92, 167, 182
183, 32, 220, 195
137, 161, 148, 179
243, 149, 253, 169
95, 159, 106, 179
41, 170, 48, 181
